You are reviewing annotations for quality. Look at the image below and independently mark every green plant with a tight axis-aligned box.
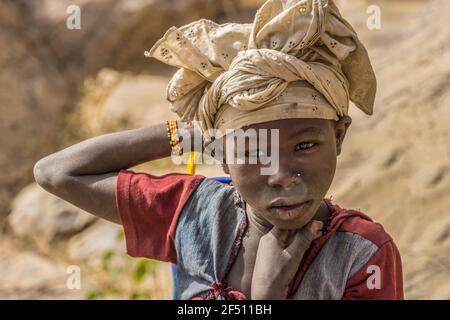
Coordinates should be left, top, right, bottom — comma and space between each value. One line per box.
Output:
86, 230, 162, 299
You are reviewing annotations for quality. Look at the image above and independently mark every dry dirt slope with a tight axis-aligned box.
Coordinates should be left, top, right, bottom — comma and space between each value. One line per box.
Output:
329, 0, 450, 299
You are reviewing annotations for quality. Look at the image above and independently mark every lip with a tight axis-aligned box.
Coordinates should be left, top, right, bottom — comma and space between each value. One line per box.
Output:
268, 199, 312, 220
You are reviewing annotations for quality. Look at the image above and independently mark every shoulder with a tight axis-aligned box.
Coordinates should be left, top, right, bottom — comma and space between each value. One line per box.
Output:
194, 177, 235, 197
328, 205, 404, 299
325, 200, 402, 278
328, 200, 393, 249
294, 201, 403, 299
179, 178, 239, 226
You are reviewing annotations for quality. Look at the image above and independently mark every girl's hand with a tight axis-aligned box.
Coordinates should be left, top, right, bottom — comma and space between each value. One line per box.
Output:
251, 220, 323, 300
178, 120, 204, 153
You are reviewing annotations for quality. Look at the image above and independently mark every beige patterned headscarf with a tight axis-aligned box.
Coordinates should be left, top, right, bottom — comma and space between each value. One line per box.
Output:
146, 0, 376, 140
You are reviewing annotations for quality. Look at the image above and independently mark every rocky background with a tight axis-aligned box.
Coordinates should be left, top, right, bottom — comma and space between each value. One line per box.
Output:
0, 0, 448, 299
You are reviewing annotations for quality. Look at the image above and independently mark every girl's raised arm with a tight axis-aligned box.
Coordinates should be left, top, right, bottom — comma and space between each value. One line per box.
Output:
33, 121, 196, 224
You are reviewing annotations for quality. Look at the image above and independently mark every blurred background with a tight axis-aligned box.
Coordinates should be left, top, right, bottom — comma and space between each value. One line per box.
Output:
0, 0, 448, 299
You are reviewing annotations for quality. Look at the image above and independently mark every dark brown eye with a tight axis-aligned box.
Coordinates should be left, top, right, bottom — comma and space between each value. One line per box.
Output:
295, 142, 315, 151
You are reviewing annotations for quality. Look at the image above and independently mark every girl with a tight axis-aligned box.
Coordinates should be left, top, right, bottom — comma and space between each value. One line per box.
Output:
34, 0, 403, 299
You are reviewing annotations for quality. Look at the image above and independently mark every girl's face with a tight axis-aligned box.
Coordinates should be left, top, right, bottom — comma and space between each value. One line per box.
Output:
225, 117, 350, 230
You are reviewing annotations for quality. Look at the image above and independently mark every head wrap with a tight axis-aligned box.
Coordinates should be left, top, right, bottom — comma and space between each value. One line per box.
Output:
146, 0, 376, 140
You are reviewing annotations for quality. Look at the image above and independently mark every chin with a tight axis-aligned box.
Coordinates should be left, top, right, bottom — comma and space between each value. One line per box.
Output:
274, 218, 310, 231
266, 203, 317, 230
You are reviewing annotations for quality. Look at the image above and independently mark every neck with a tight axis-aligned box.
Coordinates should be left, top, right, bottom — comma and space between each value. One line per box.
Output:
246, 204, 273, 235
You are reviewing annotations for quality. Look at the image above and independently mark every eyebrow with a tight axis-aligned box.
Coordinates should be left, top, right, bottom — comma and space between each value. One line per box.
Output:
289, 126, 323, 138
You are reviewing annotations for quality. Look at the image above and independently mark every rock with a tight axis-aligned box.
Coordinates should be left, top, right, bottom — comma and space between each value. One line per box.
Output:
7, 183, 96, 249
0, 247, 64, 292
0, 241, 100, 299
0, 1, 73, 220
0, 0, 223, 221
66, 219, 126, 268
73, 69, 175, 135
72, 68, 225, 178
23, 0, 221, 75
0, 245, 67, 298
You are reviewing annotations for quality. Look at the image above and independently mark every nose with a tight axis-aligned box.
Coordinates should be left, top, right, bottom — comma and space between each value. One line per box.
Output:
267, 161, 300, 190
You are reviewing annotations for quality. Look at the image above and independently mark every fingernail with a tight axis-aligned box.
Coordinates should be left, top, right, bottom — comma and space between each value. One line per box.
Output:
311, 220, 323, 230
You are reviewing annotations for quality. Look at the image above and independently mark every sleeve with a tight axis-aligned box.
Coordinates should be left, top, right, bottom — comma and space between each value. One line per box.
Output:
343, 240, 404, 300
115, 169, 205, 263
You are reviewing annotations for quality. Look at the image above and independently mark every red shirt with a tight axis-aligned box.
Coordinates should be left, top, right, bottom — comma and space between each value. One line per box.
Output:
116, 169, 404, 300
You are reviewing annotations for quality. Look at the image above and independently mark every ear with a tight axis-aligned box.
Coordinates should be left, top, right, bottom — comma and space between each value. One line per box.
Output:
334, 116, 352, 156
221, 163, 230, 175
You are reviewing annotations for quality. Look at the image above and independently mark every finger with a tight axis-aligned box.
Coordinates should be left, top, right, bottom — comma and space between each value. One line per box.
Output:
269, 225, 291, 244
289, 228, 313, 252
286, 220, 323, 252
283, 228, 311, 263
310, 220, 324, 239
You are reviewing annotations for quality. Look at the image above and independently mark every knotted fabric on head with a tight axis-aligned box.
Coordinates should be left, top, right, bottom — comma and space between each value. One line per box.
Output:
146, 0, 376, 141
